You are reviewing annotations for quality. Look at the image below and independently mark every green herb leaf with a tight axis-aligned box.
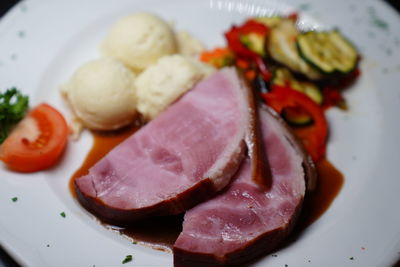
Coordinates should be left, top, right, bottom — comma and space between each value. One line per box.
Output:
349, 257, 354, 260
122, 255, 133, 264
60, 212, 66, 218
0, 88, 29, 144
11, 197, 18, 202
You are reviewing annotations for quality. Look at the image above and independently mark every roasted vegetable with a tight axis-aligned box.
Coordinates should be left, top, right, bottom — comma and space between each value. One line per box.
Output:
240, 32, 266, 57
199, 47, 235, 68
271, 67, 323, 104
266, 19, 323, 80
282, 106, 314, 127
296, 30, 358, 74
254, 16, 284, 28
262, 85, 328, 162
225, 19, 269, 60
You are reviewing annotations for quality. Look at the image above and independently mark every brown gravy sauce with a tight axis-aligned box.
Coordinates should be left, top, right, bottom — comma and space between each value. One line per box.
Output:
70, 128, 343, 251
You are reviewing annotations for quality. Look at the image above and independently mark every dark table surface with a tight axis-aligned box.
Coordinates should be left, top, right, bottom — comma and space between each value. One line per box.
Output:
0, 1, 399, 267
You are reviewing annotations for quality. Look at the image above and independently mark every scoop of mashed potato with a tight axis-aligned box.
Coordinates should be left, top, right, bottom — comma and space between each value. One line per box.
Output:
63, 57, 137, 131
135, 54, 215, 120
102, 13, 177, 72
176, 31, 205, 57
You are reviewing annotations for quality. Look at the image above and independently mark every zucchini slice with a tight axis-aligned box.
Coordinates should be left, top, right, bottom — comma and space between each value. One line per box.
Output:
271, 68, 323, 104
266, 19, 323, 80
282, 106, 314, 127
297, 30, 358, 74
240, 33, 266, 56
254, 16, 283, 28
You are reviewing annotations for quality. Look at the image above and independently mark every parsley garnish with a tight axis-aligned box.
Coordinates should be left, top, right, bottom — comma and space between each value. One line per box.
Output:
368, 6, 389, 31
11, 197, 18, 202
0, 88, 29, 144
60, 212, 66, 218
349, 257, 354, 260
122, 255, 133, 264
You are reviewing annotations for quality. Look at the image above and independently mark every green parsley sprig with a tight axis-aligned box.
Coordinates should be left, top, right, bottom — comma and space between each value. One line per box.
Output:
0, 88, 29, 144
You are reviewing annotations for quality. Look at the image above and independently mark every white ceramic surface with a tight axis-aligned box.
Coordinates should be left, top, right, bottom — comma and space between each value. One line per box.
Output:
0, 0, 399, 266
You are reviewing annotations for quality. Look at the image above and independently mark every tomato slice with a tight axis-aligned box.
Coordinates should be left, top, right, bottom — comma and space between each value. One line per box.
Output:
0, 103, 68, 172
262, 85, 328, 162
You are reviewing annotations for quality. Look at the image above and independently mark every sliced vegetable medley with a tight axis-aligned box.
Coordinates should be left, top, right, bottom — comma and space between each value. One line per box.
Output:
200, 13, 360, 162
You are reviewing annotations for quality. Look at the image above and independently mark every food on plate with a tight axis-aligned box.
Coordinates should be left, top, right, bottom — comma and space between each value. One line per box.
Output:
266, 18, 323, 80
62, 57, 138, 131
75, 68, 250, 225
296, 30, 358, 75
69, 11, 360, 266
176, 31, 205, 57
135, 54, 215, 120
0, 103, 68, 172
0, 88, 29, 144
199, 47, 235, 69
201, 14, 360, 162
101, 12, 178, 71
63, 12, 209, 133
263, 85, 328, 162
174, 106, 315, 266
271, 67, 322, 104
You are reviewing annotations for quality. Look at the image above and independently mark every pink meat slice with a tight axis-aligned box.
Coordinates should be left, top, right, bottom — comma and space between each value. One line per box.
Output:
75, 68, 249, 225
173, 107, 315, 266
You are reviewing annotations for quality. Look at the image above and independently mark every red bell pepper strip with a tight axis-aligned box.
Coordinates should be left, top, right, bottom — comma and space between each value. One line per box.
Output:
322, 68, 360, 110
322, 88, 347, 110
224, 19, 269, 60
262, 85, 328, 162
225, 19, 272, 81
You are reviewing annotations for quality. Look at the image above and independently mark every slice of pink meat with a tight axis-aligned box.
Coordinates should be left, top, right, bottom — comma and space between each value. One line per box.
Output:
75, 68, 249, 225
173, 106, 315, 266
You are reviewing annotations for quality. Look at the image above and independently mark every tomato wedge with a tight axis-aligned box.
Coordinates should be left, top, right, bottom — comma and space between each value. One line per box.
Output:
0, 103, 68, 172
262, 85, 328, 162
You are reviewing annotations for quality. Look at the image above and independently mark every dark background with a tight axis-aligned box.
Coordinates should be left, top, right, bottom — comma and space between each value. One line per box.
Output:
0, 0, 399, 267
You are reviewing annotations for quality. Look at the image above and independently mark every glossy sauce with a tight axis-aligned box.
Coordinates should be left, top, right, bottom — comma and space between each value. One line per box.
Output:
69, 125, 139, 197
300, 159, 344, 227
70, 129, 343, 250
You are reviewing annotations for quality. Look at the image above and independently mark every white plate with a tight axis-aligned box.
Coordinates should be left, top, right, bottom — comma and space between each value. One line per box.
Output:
1, 0, 400, 266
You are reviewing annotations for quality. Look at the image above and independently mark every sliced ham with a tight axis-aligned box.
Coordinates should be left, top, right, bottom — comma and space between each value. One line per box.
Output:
173, 106, 316, 266
242, 76, 272, 188
75, 68, 250, 225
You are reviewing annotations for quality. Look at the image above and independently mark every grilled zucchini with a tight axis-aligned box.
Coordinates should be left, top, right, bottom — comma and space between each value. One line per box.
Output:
271, 68, 323, 104
296, 30, 358, 74
254, 16, 283, 28
266, 19, 323, 80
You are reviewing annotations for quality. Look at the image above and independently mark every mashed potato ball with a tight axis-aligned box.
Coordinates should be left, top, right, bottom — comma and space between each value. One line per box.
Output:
176, 31, 205, 57
102, 13, 177, 72
64, 57, 137, 131
135, 54, 215, 120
